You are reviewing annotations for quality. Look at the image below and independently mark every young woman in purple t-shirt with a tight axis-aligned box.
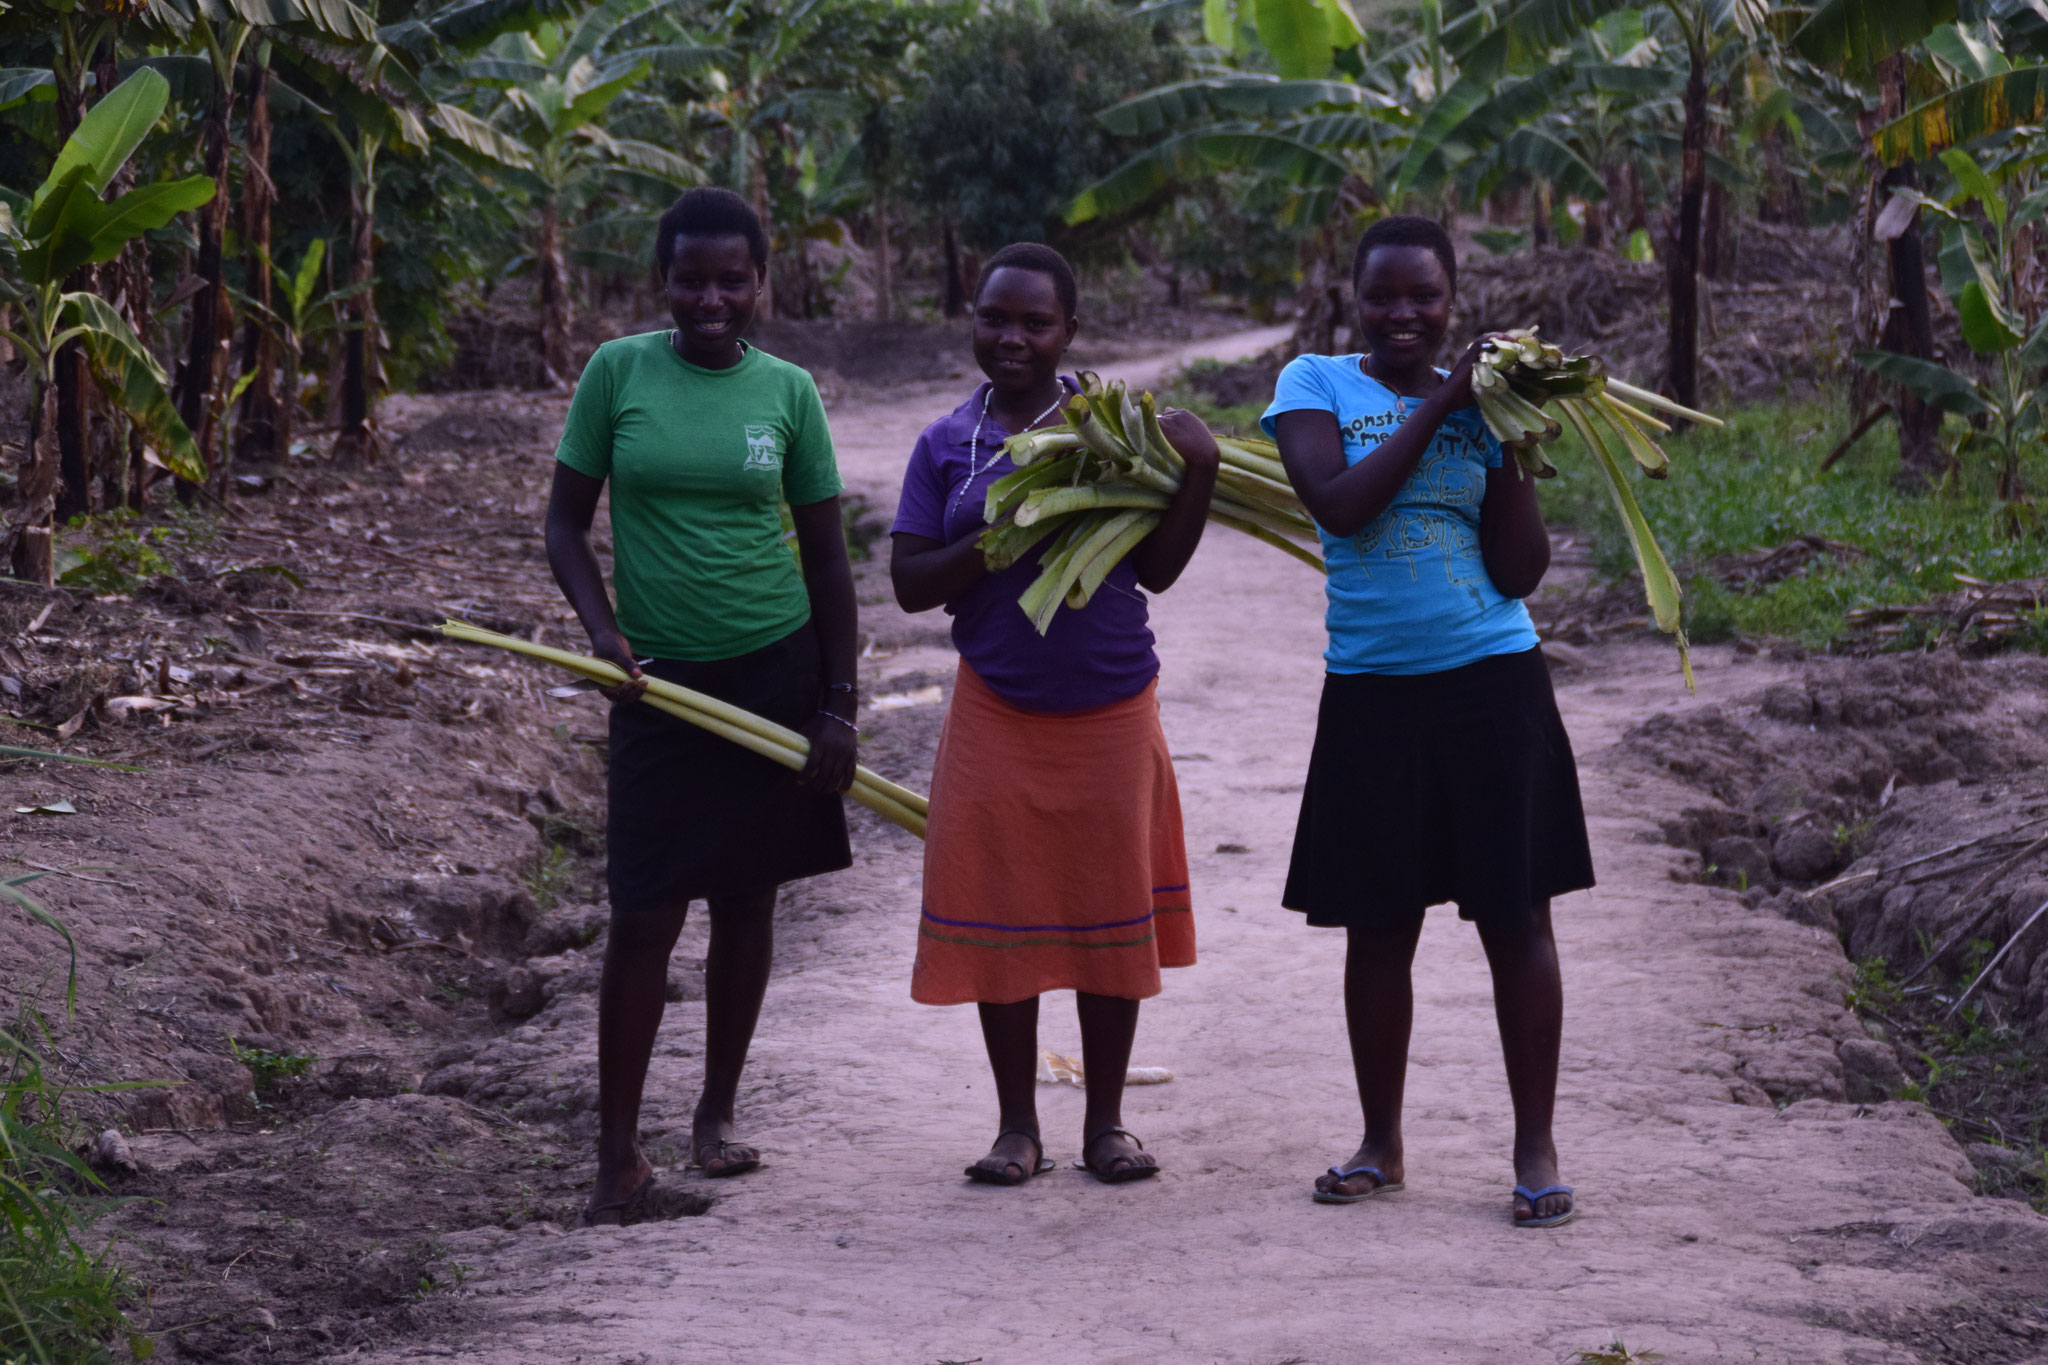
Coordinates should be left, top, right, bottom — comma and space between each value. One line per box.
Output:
890, 243, 1220, 1187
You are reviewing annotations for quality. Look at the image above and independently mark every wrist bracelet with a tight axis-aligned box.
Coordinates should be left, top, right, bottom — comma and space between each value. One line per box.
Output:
816, 709, 859, 734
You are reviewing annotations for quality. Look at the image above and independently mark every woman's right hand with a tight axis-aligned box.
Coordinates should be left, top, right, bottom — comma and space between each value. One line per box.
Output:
1439, 332, 1513, 411
590, 631, 647, 702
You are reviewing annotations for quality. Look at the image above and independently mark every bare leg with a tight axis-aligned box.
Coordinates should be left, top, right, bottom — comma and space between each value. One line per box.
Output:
972, 997, 1041, 1180
1475, 899, 1568, 1223
1315, 916, 1424, 1199
1077, 992, 1155, 1177
593, 900, 689, 1209
691, 888, 776, 1173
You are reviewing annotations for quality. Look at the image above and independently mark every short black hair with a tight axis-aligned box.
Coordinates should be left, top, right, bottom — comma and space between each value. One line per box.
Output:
974, 242, 1078, 321
1351, 214, 1457, 295
655, 187, 768, 274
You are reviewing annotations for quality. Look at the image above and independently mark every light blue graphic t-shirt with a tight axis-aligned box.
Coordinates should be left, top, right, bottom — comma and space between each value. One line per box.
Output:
1262, 353, 1539, 675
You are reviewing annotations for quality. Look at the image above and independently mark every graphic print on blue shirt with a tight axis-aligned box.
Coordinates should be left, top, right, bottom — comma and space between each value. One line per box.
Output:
1262, 353, 1539, 676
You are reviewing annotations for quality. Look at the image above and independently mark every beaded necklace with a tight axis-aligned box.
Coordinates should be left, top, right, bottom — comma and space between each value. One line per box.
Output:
950, 381, 1069, 518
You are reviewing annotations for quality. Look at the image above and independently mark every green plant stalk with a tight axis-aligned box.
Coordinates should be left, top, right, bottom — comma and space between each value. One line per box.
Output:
1554, 399, 1692, 689
1596, 392, 1673, 435
1592, 396, 1671, 477
1017, 485, 1172, 525
0, 745, 143, 771
1603, 378, 1724, 428
1213, 462, 1300, 504
984, 453, 1082, 523
637, 691, 925, 836
1066, 512, 1160, 609
1207, 509, 1327, 570
979, 513, 1069, 570
438, 623, 929, 830
1029, 510, 1150, 632
1015, 517, 1095, 621
1001, 429, 1084, 467
1209, 491, 1316, 540
1066, 400, 1139, 467
1215, 483, 1318, 531
1215, 440, 1290, 483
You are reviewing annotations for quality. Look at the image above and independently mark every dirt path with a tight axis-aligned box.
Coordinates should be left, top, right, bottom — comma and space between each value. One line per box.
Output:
358, 333, 2048, 1365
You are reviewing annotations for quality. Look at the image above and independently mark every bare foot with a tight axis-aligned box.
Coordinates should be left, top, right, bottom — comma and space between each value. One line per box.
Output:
1313, 1139, 1404, 1200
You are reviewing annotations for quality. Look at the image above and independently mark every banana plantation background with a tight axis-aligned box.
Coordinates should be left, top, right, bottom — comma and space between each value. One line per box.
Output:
0, 0, 2038, 586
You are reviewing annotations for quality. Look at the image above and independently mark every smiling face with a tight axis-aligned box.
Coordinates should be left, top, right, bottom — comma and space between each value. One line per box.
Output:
972, 266, 1077, 402
1353, 244, 1453, 378
665, 233, 763, 367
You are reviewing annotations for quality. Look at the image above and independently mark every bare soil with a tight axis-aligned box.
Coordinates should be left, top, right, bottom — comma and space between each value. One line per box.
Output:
5, 326, 2048, 1364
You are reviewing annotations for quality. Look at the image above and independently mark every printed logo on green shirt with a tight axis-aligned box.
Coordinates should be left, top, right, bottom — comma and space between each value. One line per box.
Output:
743, 424, 783, 471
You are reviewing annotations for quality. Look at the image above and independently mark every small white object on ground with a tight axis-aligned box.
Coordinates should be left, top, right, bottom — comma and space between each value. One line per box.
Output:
870, 685, 944, 712
1036, 1048, 1172, 1086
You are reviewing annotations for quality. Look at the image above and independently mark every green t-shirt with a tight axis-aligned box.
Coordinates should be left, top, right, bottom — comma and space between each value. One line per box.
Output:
555, 332, 843, 661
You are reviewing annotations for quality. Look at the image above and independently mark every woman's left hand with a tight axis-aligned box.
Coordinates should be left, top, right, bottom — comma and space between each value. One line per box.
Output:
1158, 407, 1220, 476
798, 711, 858, 794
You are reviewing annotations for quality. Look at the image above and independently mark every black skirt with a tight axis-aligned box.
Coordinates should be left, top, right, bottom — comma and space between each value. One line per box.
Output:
1283, 646, 1594, 931
606, 622, 851, 913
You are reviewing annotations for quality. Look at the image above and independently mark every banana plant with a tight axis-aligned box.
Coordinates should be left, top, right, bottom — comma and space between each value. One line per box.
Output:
1855, 144, 2048, 502
1199, 0, 1368, 80
0, 68, 210, 582
229, 238, 370, 462
464, 0, 706, 381
1795, 2, 2048, 485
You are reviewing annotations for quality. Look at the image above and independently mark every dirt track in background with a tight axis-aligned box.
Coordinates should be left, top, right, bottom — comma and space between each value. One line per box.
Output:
358, 333, 2047, 1365
6, 322, 2046, 1364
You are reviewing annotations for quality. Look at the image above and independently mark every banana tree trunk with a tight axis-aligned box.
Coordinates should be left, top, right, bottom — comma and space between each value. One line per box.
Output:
333, 144, 381, 469
1289, 222, 1348, 358
54, 290, 90, 524
235, 51, 279, 463
746, 137, 776, 321
941, 218, 966, 318
1665, 44, 1706, 415
175, 59, 236, 485
537, 195, 571, 386
1878, 164, 1943, 485
11, 380, 58, 586
1702, 82, 1731, 279
1872, 57, 1944, 488
49, 61, 90, 524
92, 38, 148, 508
873, 186, 892, 322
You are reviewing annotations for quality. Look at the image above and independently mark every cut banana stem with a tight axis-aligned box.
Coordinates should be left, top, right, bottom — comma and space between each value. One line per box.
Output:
438, 623, 930, 833
1017, 486, 1173, 525
1603, 378, 1724, 428
1594, 393, 1673, 435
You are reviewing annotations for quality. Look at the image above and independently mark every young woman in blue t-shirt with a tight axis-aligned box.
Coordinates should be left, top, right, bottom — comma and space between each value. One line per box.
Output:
1265, 215, 1594, 1229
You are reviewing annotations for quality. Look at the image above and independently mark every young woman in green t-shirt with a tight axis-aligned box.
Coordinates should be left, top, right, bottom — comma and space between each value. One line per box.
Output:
546, 187, 861, 1224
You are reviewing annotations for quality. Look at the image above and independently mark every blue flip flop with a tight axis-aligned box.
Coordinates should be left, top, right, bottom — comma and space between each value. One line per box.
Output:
1512, 1183, 1576, 1228
1312, 1164, 1405, 1204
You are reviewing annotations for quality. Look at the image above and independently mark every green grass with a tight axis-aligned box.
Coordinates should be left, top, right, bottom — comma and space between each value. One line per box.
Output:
1, 877, 154, 1362
1536, 401, 2048, 648
1847, 955, 2048, 1211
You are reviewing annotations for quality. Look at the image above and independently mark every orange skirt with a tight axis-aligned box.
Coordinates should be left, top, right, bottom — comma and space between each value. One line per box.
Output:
910, 661, 1194, 1006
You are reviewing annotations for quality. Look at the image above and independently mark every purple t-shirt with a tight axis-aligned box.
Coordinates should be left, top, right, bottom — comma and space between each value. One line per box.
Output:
892, 382, 1159, 715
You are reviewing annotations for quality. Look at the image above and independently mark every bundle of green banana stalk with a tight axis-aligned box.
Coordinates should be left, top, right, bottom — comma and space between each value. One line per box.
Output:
981, 372, 1322, 634
1470, 328, 1722, 689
